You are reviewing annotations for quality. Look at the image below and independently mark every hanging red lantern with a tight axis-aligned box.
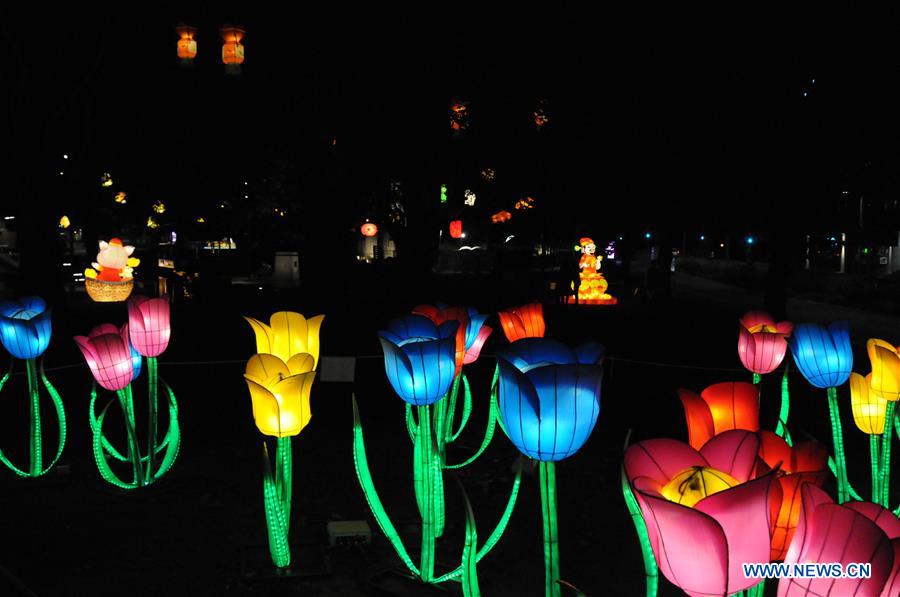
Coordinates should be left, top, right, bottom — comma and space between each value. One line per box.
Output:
360, 222, 378, 237
220, 26, 245, 68
175, 25, 197, 62
449, 220, 463, 239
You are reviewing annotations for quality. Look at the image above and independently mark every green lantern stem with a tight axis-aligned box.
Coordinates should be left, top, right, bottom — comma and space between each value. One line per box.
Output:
25, 358, 42, 475
433, 458, 522, 583
448, 374, 473, 443
879, 401, 896, 508
775, 364, 792, 446
89, 378, 180, 489
351, 396, 420, 577
746, 580, 766, 597
262, 437, 292, 568
352, 395, 520, 585
0, 358, 66, 478
416, 404, 437, 582
539, 460, 560, 597
826, 387, 850, 503
146, 356, 158, 480
621, 467, 658, 597
870, 434, 881, 504
752, 373, 761, 385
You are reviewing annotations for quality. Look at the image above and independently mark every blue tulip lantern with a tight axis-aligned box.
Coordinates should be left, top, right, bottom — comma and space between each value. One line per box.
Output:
352, 312, 522, 592
0, 297, 66, 477
789, 321, 854, 503
378, 315, 458, 406
497, 338, 605, 597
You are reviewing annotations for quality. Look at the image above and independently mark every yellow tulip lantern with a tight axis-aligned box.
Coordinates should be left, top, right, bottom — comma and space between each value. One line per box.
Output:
242, 311, 323, 569
861, 339, 900, 507
244, 353, 315, 438
244, 311, 324, 368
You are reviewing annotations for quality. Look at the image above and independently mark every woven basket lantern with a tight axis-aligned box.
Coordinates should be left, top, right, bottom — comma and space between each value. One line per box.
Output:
85, 278, 134, 303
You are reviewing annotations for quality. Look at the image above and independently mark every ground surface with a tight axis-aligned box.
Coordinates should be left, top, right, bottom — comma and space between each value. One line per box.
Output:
0, 269, 896, 596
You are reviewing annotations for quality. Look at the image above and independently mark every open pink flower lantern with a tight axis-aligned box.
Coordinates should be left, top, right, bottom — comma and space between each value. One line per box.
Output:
127, 295, 171, 357
778, 484, 899, 596
738, 311, 793, 375
625, 430, 781, 597
74, 324, 135, 391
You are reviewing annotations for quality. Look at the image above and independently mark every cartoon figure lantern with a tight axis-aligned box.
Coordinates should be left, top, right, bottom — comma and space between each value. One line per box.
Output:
0, 297, 66, 478
567, 237, 617, 305
79, 296, 180, 489
84, 238, 140, 302
175, 24, 197, 62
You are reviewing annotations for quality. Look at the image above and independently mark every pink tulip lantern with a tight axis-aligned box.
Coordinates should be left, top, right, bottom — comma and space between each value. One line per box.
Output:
625, 430, 781, 597
778, 484, 899, 596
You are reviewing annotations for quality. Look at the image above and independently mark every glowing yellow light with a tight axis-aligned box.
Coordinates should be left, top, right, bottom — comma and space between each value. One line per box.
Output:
196, 217, 206, 223
100, 172, 113, 187
244, 353, 316, 437
481, 168, 495, 182
220, 26, 245, 65
176, 24, 197, 60
152, 201, 166, 214
850, 372, 888, 435
660, 466, 739, 508
244, 312, 325, 369
59, 215, 71, 229
114, 192, 127, 204
147, 216, 159, 229
515, 196, 536, 210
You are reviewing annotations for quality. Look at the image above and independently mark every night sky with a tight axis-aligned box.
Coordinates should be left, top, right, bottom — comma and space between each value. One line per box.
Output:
4, 4, 900, 286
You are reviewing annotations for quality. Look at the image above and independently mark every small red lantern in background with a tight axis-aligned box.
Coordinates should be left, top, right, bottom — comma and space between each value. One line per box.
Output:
449, 220, 463, 239
360, 222, 378, 237
220, 26, 245, 70
175, 25, 197, 63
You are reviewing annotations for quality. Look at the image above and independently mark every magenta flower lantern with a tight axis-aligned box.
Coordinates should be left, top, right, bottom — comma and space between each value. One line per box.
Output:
778, 484, 899, 596
127, 295, 171, 357
738, 311, 793, 375
74, 324, 135, 392
624, 430, 781, 597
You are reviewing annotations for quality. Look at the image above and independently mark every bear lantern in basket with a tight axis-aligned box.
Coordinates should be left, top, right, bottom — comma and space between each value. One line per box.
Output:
84, 238, 140, 302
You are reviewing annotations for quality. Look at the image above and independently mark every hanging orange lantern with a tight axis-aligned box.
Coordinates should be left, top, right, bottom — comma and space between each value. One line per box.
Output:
449, 100, 470, 132
360, 222, 378, 237
449, 220, 463, 239
175, 25, 197, 62
220, 26, 245, 68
